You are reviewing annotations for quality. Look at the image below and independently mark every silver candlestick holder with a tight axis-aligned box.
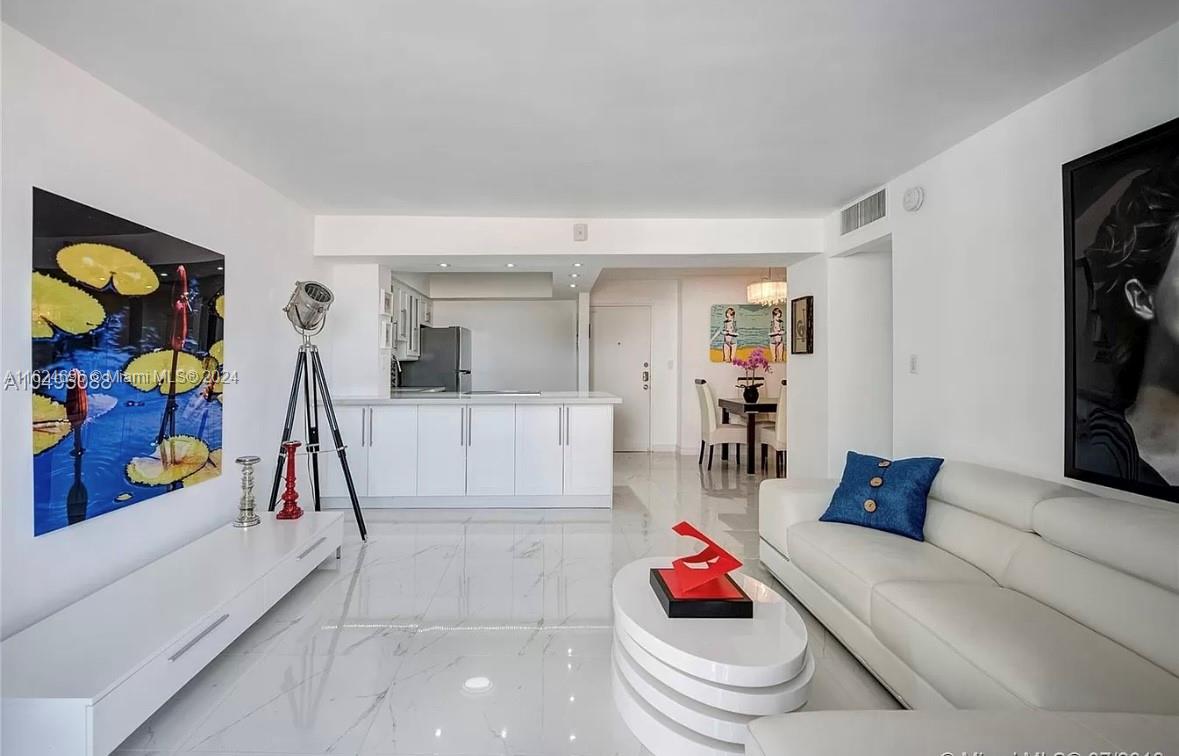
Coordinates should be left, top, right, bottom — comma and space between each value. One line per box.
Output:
233, 455, 262, 528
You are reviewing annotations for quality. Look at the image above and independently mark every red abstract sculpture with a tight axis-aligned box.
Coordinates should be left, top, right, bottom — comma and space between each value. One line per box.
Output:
650, 521, 751, 617
275, 440, 304, 520
665, 521, 743, 595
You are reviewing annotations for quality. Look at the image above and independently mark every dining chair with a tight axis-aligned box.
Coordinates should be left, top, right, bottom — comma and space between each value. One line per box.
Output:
700, 378, 743, 426
694, 379, 747, 469
758, 380, 787, 477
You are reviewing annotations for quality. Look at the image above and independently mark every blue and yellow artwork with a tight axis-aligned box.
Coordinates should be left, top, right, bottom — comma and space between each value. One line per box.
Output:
709, 304, 786, 363
31, 189, 225, 536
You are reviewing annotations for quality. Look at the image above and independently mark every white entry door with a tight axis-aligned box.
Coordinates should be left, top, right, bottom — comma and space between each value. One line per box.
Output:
590, 305, 651, 452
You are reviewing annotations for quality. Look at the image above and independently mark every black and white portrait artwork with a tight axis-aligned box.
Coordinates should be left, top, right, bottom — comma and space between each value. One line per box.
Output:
1065, 117, 1179, 501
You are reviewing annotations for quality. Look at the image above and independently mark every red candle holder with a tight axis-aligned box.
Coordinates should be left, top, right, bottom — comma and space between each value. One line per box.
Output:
275, 440, 304, 520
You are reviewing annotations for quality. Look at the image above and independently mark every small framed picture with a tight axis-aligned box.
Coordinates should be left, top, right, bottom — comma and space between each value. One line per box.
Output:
790, 296, 814, 354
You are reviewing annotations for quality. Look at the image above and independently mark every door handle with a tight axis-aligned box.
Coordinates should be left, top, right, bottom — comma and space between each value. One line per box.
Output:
297, 536, 328, 560
641, 371, 649, 382
169, 614, 230, 662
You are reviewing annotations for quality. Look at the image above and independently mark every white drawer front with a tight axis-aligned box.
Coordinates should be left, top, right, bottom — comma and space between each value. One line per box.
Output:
264, 521, 342, 606
90, 581, 265, 756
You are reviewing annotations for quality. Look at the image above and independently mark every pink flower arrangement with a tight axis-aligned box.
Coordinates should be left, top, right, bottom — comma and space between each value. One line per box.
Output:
732, 348, 772, 378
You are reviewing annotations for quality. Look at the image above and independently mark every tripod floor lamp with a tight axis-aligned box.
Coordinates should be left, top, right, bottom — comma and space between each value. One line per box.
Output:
267, 281, 367, 540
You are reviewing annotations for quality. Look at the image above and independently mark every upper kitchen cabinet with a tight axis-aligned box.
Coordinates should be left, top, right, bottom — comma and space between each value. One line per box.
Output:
390, 276, 430, 362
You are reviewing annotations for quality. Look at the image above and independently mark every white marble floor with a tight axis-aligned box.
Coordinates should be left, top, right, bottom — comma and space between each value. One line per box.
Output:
115, 453, 898, 756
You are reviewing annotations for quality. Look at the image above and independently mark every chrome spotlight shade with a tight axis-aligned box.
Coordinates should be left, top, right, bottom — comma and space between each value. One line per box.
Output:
284, 280, 334, 334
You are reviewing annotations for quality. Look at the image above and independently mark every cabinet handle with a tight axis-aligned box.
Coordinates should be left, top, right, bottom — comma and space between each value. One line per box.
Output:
460, 407, 465, 446
467, 406, 473, 445
298, 536, 328, 560
368, 408, 374, 446
566, 407, 571, 445
169, 614, 229, 662
557, 407, 562, 446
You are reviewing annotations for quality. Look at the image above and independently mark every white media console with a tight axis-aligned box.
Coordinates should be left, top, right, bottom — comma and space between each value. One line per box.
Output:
1, 512, 344, 756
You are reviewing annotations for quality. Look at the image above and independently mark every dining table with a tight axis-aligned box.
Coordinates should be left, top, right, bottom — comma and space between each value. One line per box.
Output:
719, 397, 778, 474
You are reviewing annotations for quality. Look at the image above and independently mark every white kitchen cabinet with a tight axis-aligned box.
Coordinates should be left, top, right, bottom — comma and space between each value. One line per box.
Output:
417, 405, 467, 496
390, 279, 429, 362
316, 405, 369, 499
367, 406, 418, 496
407, 294, 421, 358
514, 404, 565, 495
562, 404, 614, 495
466, 405, 515, 495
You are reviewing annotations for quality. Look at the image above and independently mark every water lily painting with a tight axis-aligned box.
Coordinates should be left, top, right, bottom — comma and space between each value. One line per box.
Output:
31, 189, 225, 536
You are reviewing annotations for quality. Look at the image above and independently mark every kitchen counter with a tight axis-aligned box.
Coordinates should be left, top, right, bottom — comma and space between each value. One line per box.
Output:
316, 393, 616, 510
336, 391, 621, 405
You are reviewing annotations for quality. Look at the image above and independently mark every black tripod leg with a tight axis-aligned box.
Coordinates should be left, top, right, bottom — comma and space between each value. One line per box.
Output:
310, 350, 367, 541
268, 350, 306, 511
302, 353, 323, 512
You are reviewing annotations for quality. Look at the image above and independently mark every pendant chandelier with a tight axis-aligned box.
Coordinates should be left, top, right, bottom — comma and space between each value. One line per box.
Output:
747, 268, 787, 306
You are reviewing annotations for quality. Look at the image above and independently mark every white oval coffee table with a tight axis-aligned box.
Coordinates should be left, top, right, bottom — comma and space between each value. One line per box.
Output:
611, 558, 813, 754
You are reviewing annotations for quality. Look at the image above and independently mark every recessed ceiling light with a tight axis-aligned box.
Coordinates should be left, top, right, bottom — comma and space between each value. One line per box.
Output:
572, 263, 582, 267
500, 728, 508, 740
569, 283, 577, 288
160, 272, 168, 277
438, 263, 449, 268
570, 273, 579, 278
434, 728, 442, 738
505, 263, 515, 268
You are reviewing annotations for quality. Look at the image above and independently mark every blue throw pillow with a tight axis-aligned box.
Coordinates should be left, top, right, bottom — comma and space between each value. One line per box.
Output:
820, 451, 944, 541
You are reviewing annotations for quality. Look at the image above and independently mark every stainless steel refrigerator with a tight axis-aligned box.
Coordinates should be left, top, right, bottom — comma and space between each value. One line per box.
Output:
400, 326, 472, 392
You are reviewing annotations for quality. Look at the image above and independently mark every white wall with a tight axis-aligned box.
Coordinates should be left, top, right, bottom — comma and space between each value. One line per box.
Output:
430, 300, 577, 391
888, 21, 1179, 491
0, 28, 315, 637
321, 262, 389, 397
577, 292, 590, 390
785, 255, 829, 478
827, 250, 893, 474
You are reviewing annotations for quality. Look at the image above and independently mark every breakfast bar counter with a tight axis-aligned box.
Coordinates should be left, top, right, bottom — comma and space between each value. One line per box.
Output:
316, 392, 619, 509
336, 391, 622, 406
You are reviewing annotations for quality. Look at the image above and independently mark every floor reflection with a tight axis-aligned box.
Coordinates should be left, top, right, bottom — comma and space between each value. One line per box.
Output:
115, 453, 897, 756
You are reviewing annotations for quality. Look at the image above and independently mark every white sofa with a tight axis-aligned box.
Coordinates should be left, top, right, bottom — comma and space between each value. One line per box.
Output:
757, 460, 1179, 715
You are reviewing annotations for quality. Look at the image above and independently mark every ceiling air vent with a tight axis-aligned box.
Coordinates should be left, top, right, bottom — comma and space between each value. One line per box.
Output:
840, 189, 886, 235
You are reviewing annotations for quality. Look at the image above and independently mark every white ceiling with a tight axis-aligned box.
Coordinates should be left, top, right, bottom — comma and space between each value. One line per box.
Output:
6, 1, 1178, 217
